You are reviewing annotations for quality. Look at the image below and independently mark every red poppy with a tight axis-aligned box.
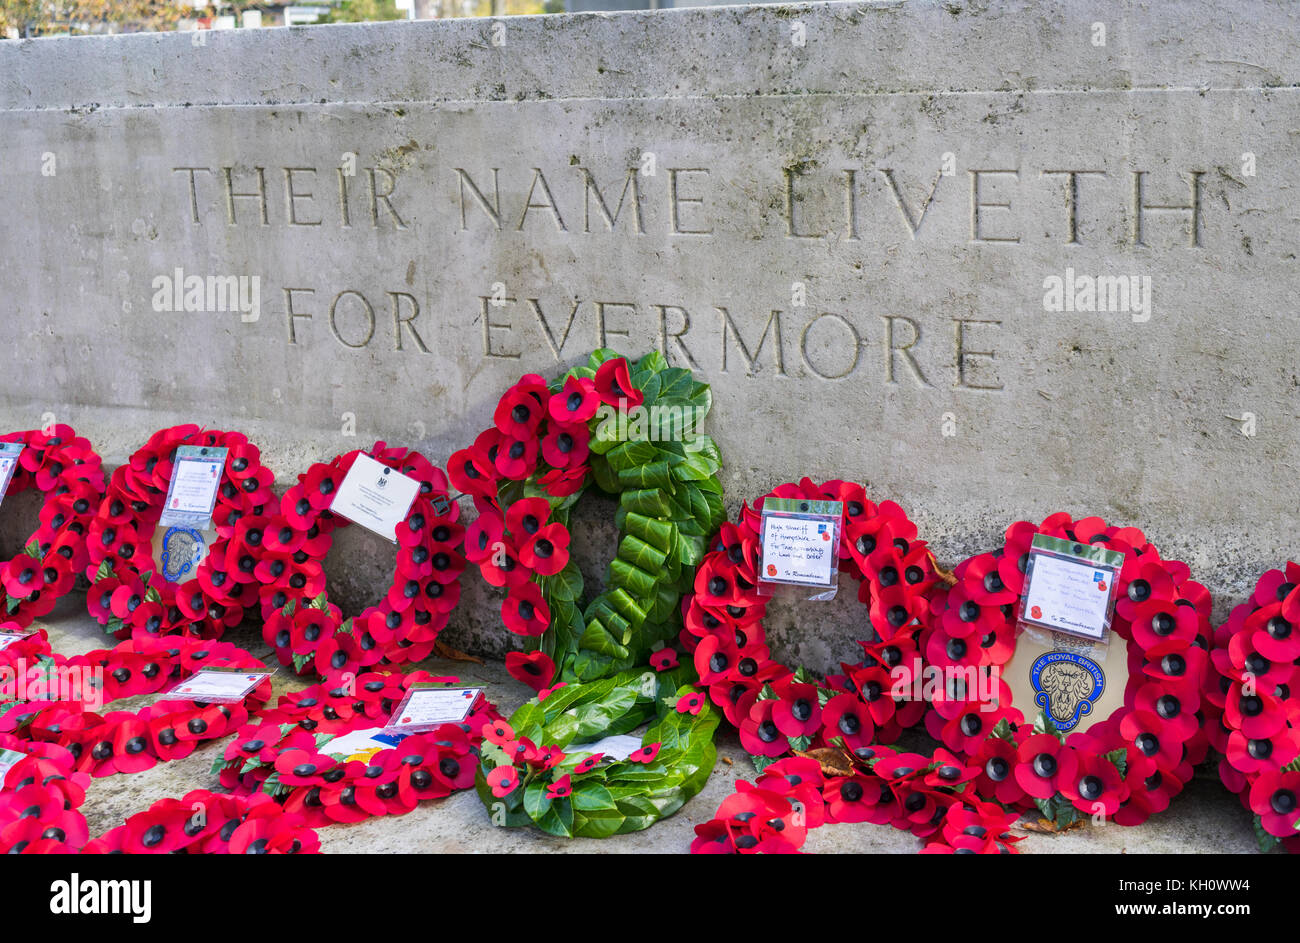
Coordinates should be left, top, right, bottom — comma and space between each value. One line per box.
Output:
549, 375, 600, 423
650, 648, 679, 672
541, 423, 591, 469
494, 435, 539, 481
518, 524, 571, 577
771, 681, 821, 739
546, 774, 572, 799
593, 358, 643, 409
448, 448, 497, 500
740, 700, 790, 757
1248, 769, 1300, 836
1014, 734, 1079, 800
480, 543, 530, 590
502, 583, 550, 636
574, 753, 605, 774
487, 764, 520, 798
494, 384, 546, 440
537, 466, 589, 498
504, 650, 556, 691
628, 742, 661, 764
676, 691, 705, 715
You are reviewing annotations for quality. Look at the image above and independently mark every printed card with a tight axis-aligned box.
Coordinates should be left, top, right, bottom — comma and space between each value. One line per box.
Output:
1019, 534, 1125, 642
159, 666, 272, 703
759, 498, 843, 589
384, 684, 482, 734
0, 747, 26, 783
0, 442, 23, 507
0, 629, 35, 651
329, 453, 421, 543
158, 445, 228, 530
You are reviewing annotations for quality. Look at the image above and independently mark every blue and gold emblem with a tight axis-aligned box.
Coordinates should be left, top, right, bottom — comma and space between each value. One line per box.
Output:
161, 526, 205, 583
1030, 651, 1106, 732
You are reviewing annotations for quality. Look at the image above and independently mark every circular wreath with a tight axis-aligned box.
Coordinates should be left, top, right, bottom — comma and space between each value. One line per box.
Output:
919, 512, 1212, 828
254, 442, 464, 677
1205, 562, 1300, 853
214, 667, 500, 827
448, 349, 725, 686
678, 477, 938, 770
84, 425, 274, 641
0, 424, 105, 629
0, 629, 271, 779
476, 665, 719, 838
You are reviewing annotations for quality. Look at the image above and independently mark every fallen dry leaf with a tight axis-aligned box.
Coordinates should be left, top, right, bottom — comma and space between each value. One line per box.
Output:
432, 639, 484, 664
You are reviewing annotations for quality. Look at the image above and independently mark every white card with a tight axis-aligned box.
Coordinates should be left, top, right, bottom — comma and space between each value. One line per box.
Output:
0, 442, 23, 507
158, 446, 228, 529
321, 726, 408, 761
562, 733, 644, 761
761, 515, 837, 587
384, 685, 481, 733
329, 453, 421, 543
0, 630, 34, 651
1022, 553, 1115, 641
0, 747, 26, 783
159, 667, 271, 703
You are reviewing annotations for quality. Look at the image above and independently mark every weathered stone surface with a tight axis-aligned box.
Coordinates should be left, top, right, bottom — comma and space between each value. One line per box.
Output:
3, 1, 1300, 665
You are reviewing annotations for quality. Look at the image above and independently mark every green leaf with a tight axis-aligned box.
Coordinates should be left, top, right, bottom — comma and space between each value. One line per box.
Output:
572, 781, 616, 812
309, 592, 329, 612
1102, 747, 1128, 779
1054, 801, 1079, 830
1033, 710, 1065, 743
1255, 815, 1282, 853
22, 539, 41, 559
990, 718, 1017, 743
94, 559, 116, 582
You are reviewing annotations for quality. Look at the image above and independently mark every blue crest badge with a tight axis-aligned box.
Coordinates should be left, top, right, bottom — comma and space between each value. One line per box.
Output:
161, 527, 205, 583
1030, 651, 1106, 732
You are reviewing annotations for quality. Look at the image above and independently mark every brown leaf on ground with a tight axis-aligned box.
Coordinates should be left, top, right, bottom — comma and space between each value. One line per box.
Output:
431, 640, 484, 664
1016, 816, 1087, 834
794, 746, 856, 777
928, 551, 958, 587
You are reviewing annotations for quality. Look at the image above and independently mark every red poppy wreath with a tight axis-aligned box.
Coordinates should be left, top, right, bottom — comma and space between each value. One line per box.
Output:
254, 442, 464, 677
678, 477, 940, 771
447, 349, 724, 688
1205, 562, 1300, 852
0, 424, 106, 629
918, 512, 1212, 829
84, 425, 274, 641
